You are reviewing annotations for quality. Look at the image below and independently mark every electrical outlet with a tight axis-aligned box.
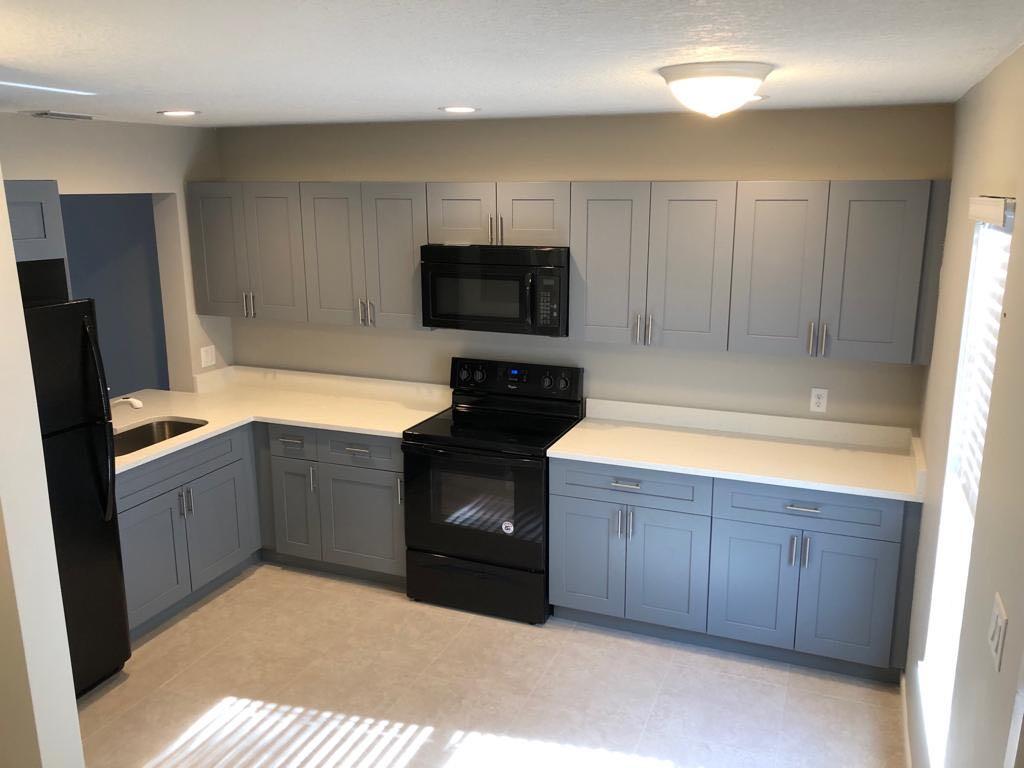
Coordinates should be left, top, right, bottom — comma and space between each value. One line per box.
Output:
200, 345, 217, 368
989, 592, 1008, 672
809, 387, 828, 413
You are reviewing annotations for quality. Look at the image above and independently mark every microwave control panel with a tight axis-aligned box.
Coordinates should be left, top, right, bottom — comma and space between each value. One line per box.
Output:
535, 274, 560, 329
451, 357, 583, 400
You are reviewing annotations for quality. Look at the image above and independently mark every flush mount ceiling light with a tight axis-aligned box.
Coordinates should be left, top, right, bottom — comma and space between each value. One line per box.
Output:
439, 106, 478, 114
157, 109, 199, 117
0, 79, 95, 96
658, 62, 774, 118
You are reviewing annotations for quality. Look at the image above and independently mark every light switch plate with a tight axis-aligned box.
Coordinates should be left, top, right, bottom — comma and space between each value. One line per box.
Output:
200, 345, 216, 368
990, 592, 1008, 672
810, 387, 828, 413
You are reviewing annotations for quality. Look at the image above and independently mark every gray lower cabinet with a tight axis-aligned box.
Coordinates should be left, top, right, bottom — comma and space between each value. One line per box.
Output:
118, 488, 191, 628
5, 179, 69, 264
187, 181, 249, 318
549, 496, 626, 617
319, 464, 405, 576
270, 456, 321, 560
794, 531, 900, 667
244, 182, 308, 322
707, 518, 802, 649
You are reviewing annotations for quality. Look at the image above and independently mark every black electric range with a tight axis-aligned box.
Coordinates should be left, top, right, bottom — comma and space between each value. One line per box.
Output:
402, 357, 584, 624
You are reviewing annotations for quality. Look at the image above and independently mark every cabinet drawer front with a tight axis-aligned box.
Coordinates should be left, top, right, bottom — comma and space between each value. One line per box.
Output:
712, 480, 904, 542
549, 459, 712, 515
317, 430, 402, 471
268, 424, 318, 459
117, 427, 248, 510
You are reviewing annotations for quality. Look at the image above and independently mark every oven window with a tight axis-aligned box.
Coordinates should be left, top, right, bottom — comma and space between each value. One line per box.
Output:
434, 275, 521, 319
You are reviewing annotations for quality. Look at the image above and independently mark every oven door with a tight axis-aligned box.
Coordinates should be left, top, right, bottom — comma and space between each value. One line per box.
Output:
421, 263, 535, 333
402, 442, 545, 572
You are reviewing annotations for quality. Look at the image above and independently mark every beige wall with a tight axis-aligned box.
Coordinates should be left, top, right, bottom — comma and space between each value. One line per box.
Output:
0, 163, 84, 766
219, 105, 954, 426
0, 113, 229, 390
905, 45, 1024, 766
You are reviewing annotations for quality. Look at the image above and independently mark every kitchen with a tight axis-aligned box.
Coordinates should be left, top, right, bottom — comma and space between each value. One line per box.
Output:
1, 4, 1023, 767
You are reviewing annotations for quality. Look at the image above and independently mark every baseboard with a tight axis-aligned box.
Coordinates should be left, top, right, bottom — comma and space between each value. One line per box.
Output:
259, 549, 406, 590
901, 673, 913, 767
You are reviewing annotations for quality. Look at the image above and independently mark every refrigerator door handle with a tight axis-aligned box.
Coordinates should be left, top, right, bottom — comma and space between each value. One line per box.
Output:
83, 315, 116, 522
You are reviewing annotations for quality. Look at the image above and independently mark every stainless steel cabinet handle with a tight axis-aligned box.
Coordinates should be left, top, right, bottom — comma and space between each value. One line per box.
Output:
645, 314, 653, 346
611, 480, 641, 490
789, 535, 799, 567
500, 215, 505, 245
818, 321, 828, 357
785, 503, 820, 514
397, 476, 404, 506
616, 509, 623, 538
358, 299, 367, 326
635, 313, 642, 345
178, 491, 186, 518
801, 536, 811, 568
489, 216, 494, 245
278, 437, 304, 447
241, 291, 249, 318
249, 292, 256, 319
807, 320, 816, 356
368, 301, 376, 327
627, 508, 634, 540
309, 465, 316, 493
345, 446, 372, 456
186, 486, 195, 517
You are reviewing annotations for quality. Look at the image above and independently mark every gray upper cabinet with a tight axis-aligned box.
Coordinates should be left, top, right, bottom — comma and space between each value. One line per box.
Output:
270, 456, 322, 560
427, 182, 496, 244
495, 182, 570, 246
244, 182, 308, 323
819, 181, 930, 363
5, 180, 69, 264
625, 505, 710, 632
187, 182, 249, 317
319, 464, 405, 576
647, 182, 736, 351
300, 182, 364, 327
708, 518, 802, 649
185, 460, 256, 590
569, 182, 652, 344
729, 181, 829, 356
549, 495, 627, 617
363, 182, 428, 329
118, 488, 191, 628
794, 531, 900, 667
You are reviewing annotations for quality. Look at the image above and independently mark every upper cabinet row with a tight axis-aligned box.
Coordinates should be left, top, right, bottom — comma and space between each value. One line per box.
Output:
571, 179, 935, 363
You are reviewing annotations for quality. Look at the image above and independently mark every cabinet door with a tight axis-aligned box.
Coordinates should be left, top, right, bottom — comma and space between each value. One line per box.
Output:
187, 182, 249, 317
647, 182, 735, 351
244, 182, 308, 322
5, 179, 69, 264
118, 489, 191, 629
569, 182, 651, 344
184, 461, 255, 589
549, 495, 626, 617
363, 182, 428, 329
708, 518, 801, 649
300, 182, 364, 327
729, 181, 829, 356
795, 532, 900, 667
625, 506, 711, 632
819, 181, 930, 363
496, 181, 570, 246
426, 182, 496, 244
319, 464, 404, 575
270, 456, 322, 561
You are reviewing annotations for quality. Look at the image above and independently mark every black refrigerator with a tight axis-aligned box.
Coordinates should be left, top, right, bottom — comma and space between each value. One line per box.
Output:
23, 298, 131, 696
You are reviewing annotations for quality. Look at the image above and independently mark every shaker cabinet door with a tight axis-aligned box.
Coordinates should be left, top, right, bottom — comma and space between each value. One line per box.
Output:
319, 464, 405, 575
187, 182, 249, 317
647, 181, 735, 351
496, 181, 570, 246
819, 181, 930, 363
549, 495, 627, 617
728, 181, 829, 356
426, 182, 496, 245
363, 182, 428, 329
184, 460, 254, 590
244, 182, 308, 322
301, 182, 365, 327
5, 179, 69, 264
569, 182, 652, 345
270, 456, 322, 560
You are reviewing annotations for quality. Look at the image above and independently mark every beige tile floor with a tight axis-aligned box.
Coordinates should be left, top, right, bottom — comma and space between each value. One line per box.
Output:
79, 564, 906, 768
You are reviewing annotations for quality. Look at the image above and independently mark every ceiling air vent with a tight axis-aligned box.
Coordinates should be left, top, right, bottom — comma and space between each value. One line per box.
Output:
29, 110, 93, 121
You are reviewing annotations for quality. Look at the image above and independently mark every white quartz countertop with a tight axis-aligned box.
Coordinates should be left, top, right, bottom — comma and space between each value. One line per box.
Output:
548, 400, 927, 502
112, 367, 450, 474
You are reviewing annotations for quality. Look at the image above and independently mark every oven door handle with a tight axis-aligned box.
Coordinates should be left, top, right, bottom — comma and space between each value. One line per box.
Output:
402, 442, 542, 466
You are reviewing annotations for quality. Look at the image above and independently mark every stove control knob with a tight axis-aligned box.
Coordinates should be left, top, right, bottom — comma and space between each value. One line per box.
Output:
541, 373, 554, 390
557, 375, 570, 392
457, 365, 471, 383
473, 367, 487, 384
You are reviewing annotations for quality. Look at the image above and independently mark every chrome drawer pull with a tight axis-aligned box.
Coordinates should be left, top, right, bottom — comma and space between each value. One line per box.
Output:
344, 446, 372, 456
278, 437, 304, 446
611, 480, 641, 490
785, 504, 820, 514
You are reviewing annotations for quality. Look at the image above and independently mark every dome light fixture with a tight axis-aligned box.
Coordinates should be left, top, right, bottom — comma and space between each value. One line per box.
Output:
658, 62, 774, 118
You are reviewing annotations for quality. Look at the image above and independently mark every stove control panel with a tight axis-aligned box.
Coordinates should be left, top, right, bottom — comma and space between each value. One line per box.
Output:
450, 357, 583, 400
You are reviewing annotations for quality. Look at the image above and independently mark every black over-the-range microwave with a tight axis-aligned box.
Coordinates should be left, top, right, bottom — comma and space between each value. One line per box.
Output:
420, 244, 569, 336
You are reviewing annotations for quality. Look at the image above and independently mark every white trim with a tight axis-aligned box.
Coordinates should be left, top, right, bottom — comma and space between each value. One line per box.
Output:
902, 673, 913, 768
969, 195, 1016, 228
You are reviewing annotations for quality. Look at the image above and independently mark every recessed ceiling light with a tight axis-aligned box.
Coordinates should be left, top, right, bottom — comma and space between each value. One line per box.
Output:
157, 110, 199, 117
439, 106, 478, 114
658, 62, 774, 118
0, 80, 95, 96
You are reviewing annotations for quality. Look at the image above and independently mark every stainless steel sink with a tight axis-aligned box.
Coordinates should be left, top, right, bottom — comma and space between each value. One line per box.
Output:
113, 418, 208, 456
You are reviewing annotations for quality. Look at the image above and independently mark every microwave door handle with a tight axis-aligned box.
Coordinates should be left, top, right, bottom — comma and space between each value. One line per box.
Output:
524, 272, 533, 326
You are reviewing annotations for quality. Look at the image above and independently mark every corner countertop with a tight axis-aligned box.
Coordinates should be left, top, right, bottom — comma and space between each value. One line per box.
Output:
112, 366, 450, 474
548, 400, 927, 502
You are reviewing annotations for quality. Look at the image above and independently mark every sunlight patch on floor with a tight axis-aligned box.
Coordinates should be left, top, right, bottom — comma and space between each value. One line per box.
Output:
442, 730, 676, 768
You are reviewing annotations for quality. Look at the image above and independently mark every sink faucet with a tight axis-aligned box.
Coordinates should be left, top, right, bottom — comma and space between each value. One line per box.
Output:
111, 396, 144, 410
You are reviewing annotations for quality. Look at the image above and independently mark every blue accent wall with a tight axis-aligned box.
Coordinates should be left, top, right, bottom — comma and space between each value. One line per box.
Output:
61, 194, 169, 396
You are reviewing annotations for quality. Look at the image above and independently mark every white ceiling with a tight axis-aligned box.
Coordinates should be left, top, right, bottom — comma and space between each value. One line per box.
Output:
1, 0, 1023, 127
